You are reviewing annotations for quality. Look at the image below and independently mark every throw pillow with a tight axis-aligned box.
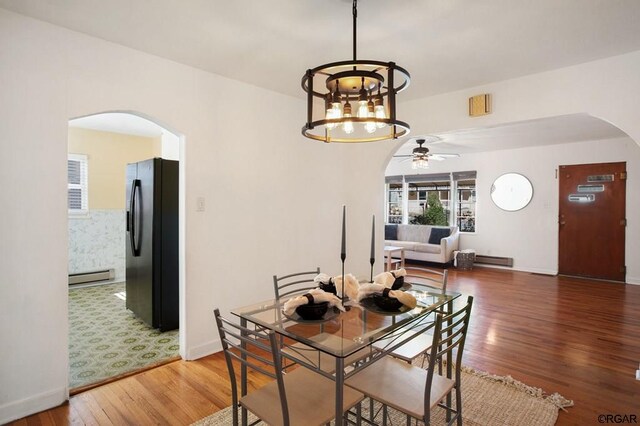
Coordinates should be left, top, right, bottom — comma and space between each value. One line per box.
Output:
385, 224, 398, 240
428, 227, 451, 244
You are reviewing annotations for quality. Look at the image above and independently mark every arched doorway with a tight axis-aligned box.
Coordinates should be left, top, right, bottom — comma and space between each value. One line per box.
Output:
66, 111, 185, 390
382, 114, 639, 282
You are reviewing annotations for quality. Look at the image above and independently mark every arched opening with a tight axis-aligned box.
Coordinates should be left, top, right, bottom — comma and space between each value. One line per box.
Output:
381, 113, 639, 283
66, 111, 186, 391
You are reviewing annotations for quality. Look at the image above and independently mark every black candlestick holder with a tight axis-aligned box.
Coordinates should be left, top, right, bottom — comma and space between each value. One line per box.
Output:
370, 257, 375, 283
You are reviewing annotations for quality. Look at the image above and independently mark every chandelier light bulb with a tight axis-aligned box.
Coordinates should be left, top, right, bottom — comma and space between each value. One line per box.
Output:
343, 96, 354, 134
365, 97, 376, 133
374, 85, 386, 128
343, 114, 355, 134
374, 105, 386, 128
357, 101, 369, 119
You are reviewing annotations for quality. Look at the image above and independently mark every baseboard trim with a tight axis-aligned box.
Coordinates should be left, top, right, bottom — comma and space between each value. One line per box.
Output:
626, 276, 640, 285
0, 387, 67, 424
186, 338, 222, 360
473, 263, 557, 276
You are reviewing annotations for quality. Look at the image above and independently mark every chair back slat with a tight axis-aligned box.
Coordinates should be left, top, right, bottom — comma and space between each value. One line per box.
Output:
423, 296, 473, 422
221, 327, 273, 355
225, 350, 278, 379
405, 267, 448, 293
214, 308, 291, 426
273, 267, 321, 300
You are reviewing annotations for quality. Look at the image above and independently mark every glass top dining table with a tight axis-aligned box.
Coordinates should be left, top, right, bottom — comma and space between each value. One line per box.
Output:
231, 284, 462, 426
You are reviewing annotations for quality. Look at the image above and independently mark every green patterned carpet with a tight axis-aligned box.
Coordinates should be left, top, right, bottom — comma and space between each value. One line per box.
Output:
69, 282, 179, 389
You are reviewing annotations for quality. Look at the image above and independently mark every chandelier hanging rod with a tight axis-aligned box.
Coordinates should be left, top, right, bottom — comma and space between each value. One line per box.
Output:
353, 0, 357, 61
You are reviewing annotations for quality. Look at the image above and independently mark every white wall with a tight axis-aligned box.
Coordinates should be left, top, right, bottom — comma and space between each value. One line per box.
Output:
0, 9, 351, 423
385, 136, 640, 280
161, 131, 180, 161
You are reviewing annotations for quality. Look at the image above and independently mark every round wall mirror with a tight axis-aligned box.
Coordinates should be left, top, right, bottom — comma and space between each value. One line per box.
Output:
490, 173, 533, 211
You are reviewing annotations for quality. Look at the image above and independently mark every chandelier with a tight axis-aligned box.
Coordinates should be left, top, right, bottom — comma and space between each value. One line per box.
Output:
301, 0, 410, 143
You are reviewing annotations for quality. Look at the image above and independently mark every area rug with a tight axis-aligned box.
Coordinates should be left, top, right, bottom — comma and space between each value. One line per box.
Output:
192, 363, 572, 425
68, 282, 179, 389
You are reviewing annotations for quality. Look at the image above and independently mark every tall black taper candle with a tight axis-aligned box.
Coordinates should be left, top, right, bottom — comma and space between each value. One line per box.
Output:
341, 205, 346, 301
370, 214, 375, 282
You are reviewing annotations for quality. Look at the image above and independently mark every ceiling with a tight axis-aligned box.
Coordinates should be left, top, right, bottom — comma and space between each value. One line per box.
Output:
69, 112, 166, 137
2, 0, 640, 101
391, 114, 628, 158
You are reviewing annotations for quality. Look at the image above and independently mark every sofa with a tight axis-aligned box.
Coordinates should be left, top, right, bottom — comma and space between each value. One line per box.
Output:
384, 224, 460, 264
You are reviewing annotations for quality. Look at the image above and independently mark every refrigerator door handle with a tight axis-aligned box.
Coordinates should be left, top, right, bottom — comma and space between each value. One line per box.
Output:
130, 179, 141, 257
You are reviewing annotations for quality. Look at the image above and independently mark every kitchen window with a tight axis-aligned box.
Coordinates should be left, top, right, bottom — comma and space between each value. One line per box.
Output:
68, 154, 88, 215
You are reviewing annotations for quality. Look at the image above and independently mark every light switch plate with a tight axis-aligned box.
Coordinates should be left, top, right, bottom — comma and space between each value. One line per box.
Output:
196, 197, 205, 212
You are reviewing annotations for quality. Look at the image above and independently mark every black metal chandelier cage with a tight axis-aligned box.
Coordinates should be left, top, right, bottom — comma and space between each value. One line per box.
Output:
301, 0, 411, 143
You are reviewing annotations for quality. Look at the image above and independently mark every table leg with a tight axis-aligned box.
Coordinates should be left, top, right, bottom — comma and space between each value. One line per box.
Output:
335, 356, 345, 426
400, 249, 405, 269
240, 317, 248, 426
385, 252, 391, 272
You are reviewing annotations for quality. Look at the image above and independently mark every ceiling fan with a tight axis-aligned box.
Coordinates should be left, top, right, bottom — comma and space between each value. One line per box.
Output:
393, 138, 460, 169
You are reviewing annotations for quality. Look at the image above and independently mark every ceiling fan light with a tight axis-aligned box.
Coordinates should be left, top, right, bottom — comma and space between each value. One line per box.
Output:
412, 157, 429, 169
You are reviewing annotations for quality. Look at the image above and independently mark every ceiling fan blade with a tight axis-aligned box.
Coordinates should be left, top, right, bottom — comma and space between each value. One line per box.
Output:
429, 156, 447, 161
429, 154, 460, 161
392, 155, 413, 158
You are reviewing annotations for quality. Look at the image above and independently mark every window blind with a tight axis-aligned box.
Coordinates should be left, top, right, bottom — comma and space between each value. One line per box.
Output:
452, 171, 477, 180
404, 173, 451, 183
68, 154, 88, 212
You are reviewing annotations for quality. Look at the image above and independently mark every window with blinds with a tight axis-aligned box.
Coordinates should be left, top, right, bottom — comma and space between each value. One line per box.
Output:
68, 154, 88, 214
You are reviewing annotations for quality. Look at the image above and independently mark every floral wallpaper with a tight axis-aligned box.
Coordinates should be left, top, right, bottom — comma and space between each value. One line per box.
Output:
68, 210, 125, 281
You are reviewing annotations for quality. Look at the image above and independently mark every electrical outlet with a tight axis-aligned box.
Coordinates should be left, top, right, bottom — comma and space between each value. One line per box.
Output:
196, 197, 205, 212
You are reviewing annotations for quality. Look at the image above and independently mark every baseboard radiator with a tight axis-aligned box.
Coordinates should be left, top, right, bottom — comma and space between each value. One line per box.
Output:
474, 255, 514, 267
69, 269, 115, 285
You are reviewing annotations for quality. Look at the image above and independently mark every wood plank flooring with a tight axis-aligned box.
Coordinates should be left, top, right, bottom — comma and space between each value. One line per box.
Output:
10, 267, 640, 425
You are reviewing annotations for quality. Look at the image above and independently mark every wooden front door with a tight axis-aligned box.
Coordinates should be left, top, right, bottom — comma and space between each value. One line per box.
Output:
558, 162, 626, 281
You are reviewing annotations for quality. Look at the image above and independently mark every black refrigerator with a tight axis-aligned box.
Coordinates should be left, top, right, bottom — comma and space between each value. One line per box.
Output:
125, 158, 179, 331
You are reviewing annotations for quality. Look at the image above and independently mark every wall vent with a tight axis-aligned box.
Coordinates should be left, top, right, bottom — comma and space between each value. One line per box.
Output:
69, 269, 115, 285
474, 255, 513, 267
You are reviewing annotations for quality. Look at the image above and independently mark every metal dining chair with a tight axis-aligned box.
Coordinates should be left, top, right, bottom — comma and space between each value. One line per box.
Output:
345, 296, 474, 426
214, 308, 364, 426
375, 267, 448, 366
273, 267, 321, 300
273, 268, 370, 373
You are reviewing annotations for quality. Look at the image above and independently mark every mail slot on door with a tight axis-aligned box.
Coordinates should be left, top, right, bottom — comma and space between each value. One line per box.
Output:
568, 194, 595, 203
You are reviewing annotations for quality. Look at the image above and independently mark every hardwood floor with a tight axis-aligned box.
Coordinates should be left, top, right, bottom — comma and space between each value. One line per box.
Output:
10, 267, 640, 425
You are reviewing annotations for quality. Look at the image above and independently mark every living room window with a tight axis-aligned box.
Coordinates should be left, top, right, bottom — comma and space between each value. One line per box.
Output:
453, 172, 476, 233
68, 154, 88, 215
385, 176, 403, 224
385, 171, 476, 233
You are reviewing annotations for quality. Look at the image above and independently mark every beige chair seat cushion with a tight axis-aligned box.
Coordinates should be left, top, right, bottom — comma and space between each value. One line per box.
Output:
372, 324, 434, 363
345, 356, 454, 420
241, 367, 363, 426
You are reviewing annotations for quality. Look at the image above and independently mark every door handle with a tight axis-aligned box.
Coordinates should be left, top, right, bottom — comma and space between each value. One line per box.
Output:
559, 221, 566, 225
129, 179, 141, 257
